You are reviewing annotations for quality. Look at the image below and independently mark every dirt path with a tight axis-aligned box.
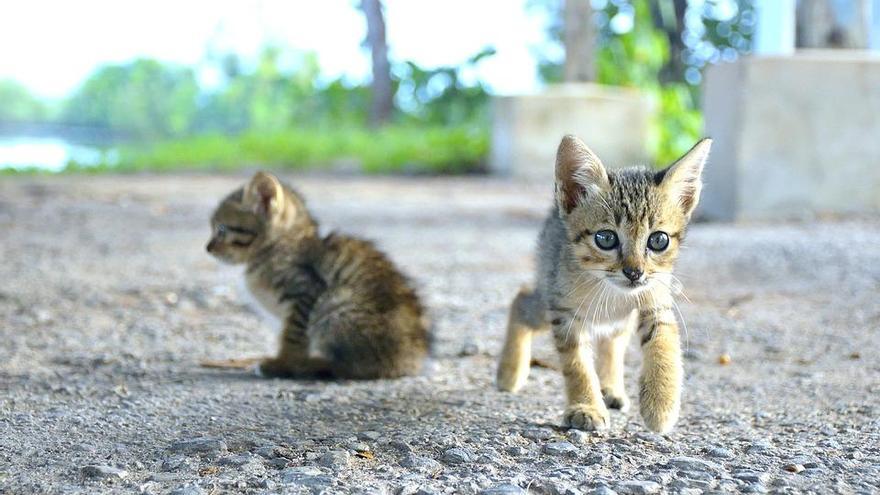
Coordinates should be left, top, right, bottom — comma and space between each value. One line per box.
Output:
1, 174, 878, 494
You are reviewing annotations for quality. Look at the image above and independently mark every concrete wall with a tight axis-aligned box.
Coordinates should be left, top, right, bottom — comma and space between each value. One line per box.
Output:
490, 83, 652, 182
701, 51, 880, 221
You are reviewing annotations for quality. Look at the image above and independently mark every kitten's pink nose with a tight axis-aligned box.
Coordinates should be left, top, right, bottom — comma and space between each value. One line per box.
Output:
622, 266, 643, 282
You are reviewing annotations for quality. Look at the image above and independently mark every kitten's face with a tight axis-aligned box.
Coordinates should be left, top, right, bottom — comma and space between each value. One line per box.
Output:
206, 188, 266, 264
555, 136, 711, 297
206, 171, 297, 264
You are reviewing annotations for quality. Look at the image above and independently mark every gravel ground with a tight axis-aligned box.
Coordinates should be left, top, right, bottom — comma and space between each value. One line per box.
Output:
1, 173, 878, 495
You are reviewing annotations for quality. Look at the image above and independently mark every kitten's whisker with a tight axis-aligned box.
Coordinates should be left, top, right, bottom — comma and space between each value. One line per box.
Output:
563, 281, 597, 344
575, 281, 604, 341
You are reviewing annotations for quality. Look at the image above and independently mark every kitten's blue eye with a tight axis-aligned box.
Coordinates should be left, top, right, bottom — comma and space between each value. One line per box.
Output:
217, 224, 227, 237
648, 231, 669, 251
594, 230, 618, 250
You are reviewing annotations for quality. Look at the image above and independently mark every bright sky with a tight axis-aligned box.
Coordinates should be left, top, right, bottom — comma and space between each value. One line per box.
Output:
0, 0, 551, 99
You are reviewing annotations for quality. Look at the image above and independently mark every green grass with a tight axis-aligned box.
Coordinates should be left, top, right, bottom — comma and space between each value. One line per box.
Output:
63, 125, 489, 175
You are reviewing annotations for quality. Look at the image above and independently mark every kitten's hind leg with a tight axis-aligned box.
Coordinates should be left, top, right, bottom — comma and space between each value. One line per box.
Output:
496, 286, 548, 393
259, 323, 330, 378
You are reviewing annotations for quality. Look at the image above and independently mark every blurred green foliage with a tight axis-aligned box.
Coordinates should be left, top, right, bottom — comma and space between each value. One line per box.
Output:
533, 0, 753, 164
595, 0, 703, 164
0, 80, 51, 123
62, 59, 199, 139
45, 45, 493, 173
67, 125, 487, 174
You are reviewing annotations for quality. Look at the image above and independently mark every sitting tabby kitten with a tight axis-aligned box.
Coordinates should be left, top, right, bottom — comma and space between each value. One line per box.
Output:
206, 172, 430, 379
496, 135, 711, 433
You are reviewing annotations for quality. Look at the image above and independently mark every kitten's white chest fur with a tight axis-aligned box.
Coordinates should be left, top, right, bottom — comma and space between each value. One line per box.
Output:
239, 269, 288, 332
560, 283, 639, 338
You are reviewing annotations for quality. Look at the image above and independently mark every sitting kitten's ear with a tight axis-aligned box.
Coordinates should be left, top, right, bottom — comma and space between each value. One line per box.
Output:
555, 135, 610, 214
657, 138, 712, 218
245, 171, 285, 218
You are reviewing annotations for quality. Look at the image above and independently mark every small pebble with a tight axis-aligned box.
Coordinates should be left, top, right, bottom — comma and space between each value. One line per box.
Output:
567, 430, 591, 445
783, 463, 805, 474
81, 464, 127, 480
319, 450, 350, 470
733, 471, 770, 484
543, 441, 579, 456
441, 447, 473, 465
479, 484, 526, 495
168, 438, 227, 456
614, 480, 661, 495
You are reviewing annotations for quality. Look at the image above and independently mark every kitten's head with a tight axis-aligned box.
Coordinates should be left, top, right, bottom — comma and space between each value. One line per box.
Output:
554, 135, 711, 296
206, 171, 312, 264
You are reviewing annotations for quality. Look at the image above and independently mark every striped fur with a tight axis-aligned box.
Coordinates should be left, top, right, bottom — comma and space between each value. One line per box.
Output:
207, 172, 430, 379
497, 135, 711, 433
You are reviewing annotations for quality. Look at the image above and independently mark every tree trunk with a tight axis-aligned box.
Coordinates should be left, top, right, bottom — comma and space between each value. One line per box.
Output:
563, 0, 596, 82
361, 0, 394, 126
797, 0, 871, 48
653, 0, 688, 84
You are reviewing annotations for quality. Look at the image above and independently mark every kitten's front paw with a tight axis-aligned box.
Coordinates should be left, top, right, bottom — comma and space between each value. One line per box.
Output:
639, 387, 680, 433
562, 403, 610, 431
602, 388, 631, 412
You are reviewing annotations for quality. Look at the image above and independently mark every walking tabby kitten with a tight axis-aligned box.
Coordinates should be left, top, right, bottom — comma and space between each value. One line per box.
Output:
496, 135, 711, 433
206, 172, 430, 379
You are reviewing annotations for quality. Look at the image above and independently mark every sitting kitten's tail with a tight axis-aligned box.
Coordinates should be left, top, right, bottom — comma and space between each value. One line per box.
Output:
497, 286, 548, 392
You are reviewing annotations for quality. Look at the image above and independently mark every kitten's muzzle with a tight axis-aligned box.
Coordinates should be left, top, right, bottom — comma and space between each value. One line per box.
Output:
622, 266, 644, 283
206, 238, 219, 253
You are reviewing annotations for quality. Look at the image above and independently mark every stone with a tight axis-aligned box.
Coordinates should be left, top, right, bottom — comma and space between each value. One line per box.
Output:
441, 447, 473, 465
543, 441, 579, 456
741, 483, 768, 494
358, 431, 381, 441
705, 446, 735, 459
613, 480, 661, 495
668, 456, 723, 473
746, 440, 773, 454
347, 442, 371, 453
490, 83, 652, 181
567, 430, 591, 445
530, 478, 583, 495
400, 454, 442, 474
733, 471, 771, 484
459, 342, 481, 356
479, 484, 526, 495
319, 450, 351, 470
280, 466, 324, 482
388, 440, 414, 453
702, 52, 880, 220
589, 487, 617, 495
521, 427, 555, 441
80, 464, 127, 480
217, 454, 255, 467
634, 433, 665, 444
783, 463, 805, 473
648, 471, 673, 485
168, 438, 227, 456
169, 485, 204, 495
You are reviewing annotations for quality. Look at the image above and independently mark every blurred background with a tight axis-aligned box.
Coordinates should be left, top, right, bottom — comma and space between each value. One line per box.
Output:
0, 0, 878, 219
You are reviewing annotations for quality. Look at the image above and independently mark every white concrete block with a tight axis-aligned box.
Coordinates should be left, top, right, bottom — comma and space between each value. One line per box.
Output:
490, 83, 652, 182
701, 51, 880, 220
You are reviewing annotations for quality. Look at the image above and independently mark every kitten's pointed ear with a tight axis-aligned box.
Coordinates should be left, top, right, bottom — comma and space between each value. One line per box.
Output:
555, 134, 610, 214
658, 138, 711, 217
244, 171, 284, 218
